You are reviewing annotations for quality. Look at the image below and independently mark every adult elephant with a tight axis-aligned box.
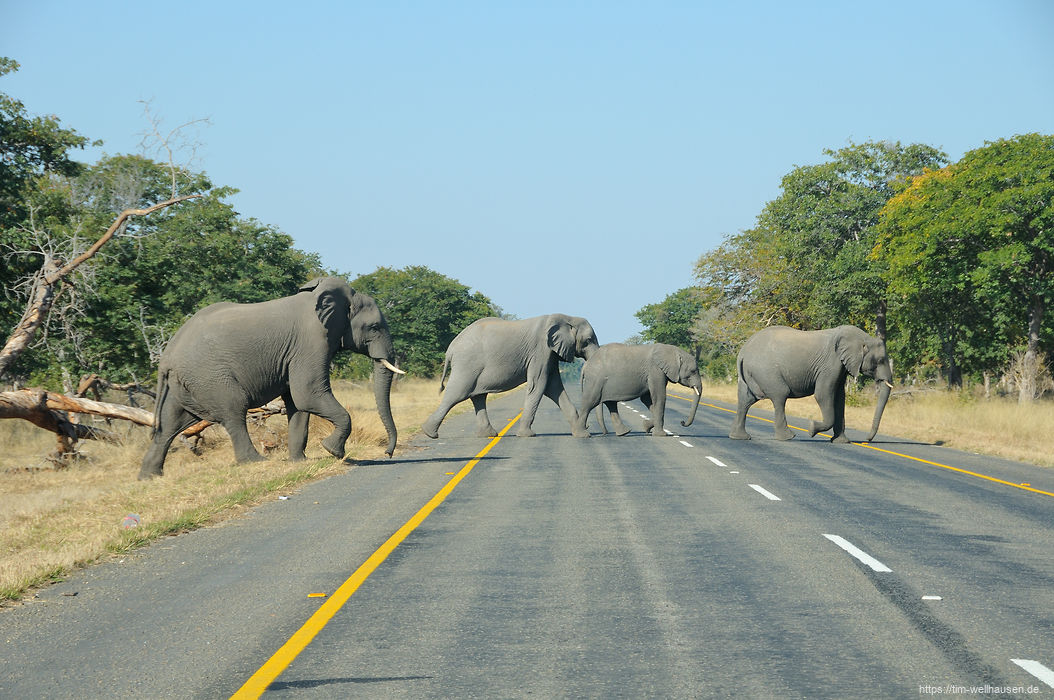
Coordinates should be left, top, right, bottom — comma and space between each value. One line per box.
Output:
139, 277, 404, 479
729, 325, 893, 443
574, 342, 703, 437
421, 314, 600, 439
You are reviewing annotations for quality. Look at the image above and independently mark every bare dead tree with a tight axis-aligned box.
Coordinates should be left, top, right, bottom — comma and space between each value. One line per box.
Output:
137, 100, 212, 199
0, 195, 201, 377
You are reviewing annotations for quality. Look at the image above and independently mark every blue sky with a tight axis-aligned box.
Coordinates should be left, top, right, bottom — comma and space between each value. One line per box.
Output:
3, 1, 1053, 342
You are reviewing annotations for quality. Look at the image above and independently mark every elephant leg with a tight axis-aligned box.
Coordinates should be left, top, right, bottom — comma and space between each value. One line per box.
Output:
221, 410, 266, 463
649, 385, 669, 437
605, 401, 630, 436
422, 380, 471, 439
517, 381, 544, 437
729, 380, 756, 440
830, 380, 849, 443
574, 381, 603, 438
771, 394, 795, 441
544, 370, 583, 436
284, 391, 310, 461
290, 388, 352, 459
471, 394, 498, 437
809, 378, 849, 442
139, 400, 198, 480
640, 392, 655, 434
517, 362, 550, 437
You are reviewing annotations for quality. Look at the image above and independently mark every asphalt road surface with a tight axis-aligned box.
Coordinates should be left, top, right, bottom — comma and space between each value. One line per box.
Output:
2, 389, 1052, 699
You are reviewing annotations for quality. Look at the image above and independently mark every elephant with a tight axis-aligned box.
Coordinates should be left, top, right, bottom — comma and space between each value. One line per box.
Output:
421, 314, 600, 439
574, 342, 703, 437
728, 325, 893, 443
139, 277, 404, 479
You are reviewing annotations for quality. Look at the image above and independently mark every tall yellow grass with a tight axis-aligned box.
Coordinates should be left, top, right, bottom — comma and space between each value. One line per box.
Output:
1, 379, 1051, 605
700, 382, 1054, 468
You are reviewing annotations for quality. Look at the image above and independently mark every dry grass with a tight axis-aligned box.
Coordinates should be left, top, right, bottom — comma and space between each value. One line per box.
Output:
0, 377, 451, 605
699, 381, 1054, 468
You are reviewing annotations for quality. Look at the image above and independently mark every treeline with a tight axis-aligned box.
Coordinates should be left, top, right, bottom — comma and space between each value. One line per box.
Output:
1, 58, 498, 390
6, 55, 1052, 403
635, 137, 1054, 402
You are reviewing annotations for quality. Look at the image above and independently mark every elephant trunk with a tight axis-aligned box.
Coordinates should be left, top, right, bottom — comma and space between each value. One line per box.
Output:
865, 379, 892, 442
680, 380, 702, 427
373, 360, 398, 457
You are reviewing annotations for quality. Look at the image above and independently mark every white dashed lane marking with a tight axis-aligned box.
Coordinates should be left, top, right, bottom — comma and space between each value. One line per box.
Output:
679, 440, 693, 448
1012, 659, 1054, 689
706, 456, 727, 467
748, 484, 781, 501
823, 534, 892, 573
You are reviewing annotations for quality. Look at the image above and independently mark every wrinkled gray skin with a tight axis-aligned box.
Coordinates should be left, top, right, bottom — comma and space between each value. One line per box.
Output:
422, 314, 600, 439
729, 325, 893, 443
575, 342, 703, 438
139, 277, 399, 479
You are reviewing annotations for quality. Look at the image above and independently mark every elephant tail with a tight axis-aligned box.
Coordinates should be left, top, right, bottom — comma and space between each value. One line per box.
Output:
151, 369, 170, 438
438, 354, 450, 393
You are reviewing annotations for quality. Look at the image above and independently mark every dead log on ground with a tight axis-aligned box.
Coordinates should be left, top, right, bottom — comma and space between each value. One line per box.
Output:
1, 389, 285, 440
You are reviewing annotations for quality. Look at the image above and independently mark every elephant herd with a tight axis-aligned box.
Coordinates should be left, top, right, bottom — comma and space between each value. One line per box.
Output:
139, 277, 893, 479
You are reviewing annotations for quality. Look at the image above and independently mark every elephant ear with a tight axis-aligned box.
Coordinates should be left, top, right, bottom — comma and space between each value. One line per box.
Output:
654, 345, 682, 382
835, 330, 866, 378
302, 277, 352, 341
547, 320, 576, 362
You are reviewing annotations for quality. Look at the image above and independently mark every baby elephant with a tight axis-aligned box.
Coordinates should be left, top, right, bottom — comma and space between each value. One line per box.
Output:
575, 343, 702, 437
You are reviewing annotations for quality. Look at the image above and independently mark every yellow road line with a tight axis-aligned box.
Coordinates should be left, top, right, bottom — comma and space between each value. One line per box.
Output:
667, 392, 1054, 500
854, 442, 1054, 498
230, 412, 523, 699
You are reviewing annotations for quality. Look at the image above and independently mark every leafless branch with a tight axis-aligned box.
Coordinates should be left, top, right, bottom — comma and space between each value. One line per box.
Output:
137, 100, 212, 198
0, 195, 201, 377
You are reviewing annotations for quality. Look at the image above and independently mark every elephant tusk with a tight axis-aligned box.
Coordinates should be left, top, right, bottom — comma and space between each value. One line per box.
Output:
884, 381, 894, 389
381, 359, 406, 375
695, 387, 701, 396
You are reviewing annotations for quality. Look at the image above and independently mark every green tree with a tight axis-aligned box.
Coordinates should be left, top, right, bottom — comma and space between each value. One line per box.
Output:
694, 224, 801, 338
348, 266, 499, 377
7, 153, 322, 385
875, 134, 1054, 398
0, 58, 92, 230
755, 140, 948, 337
636, 287, 704, 356
1, 57, 96, 369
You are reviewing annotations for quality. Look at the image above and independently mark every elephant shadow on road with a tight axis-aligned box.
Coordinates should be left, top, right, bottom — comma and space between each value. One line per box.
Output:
268, 676, 434, 691
345, 454, 511, 467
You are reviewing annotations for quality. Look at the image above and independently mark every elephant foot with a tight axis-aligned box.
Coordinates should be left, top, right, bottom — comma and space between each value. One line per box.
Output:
475, 425, 499, 438
615, 426, 630, 437
642, 420, 654, 433
830, 434, 850, 444
651, 430, 668, 437
421, 419, 440, 439
728, 428, 751, 440
517, 426, 537, 438
774, 430, 796, 441
288, 451, 307, 462
321, 435, 346, 459
572, 428, 591, 438
138, 469, 162, 481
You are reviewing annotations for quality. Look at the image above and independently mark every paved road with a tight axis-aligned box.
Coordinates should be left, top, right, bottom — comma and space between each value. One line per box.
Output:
2, 390, 1052, 698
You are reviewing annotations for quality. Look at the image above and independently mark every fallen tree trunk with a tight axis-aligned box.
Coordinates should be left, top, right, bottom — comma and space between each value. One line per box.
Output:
0, 389, 286, 441
0, 390, 122, 442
